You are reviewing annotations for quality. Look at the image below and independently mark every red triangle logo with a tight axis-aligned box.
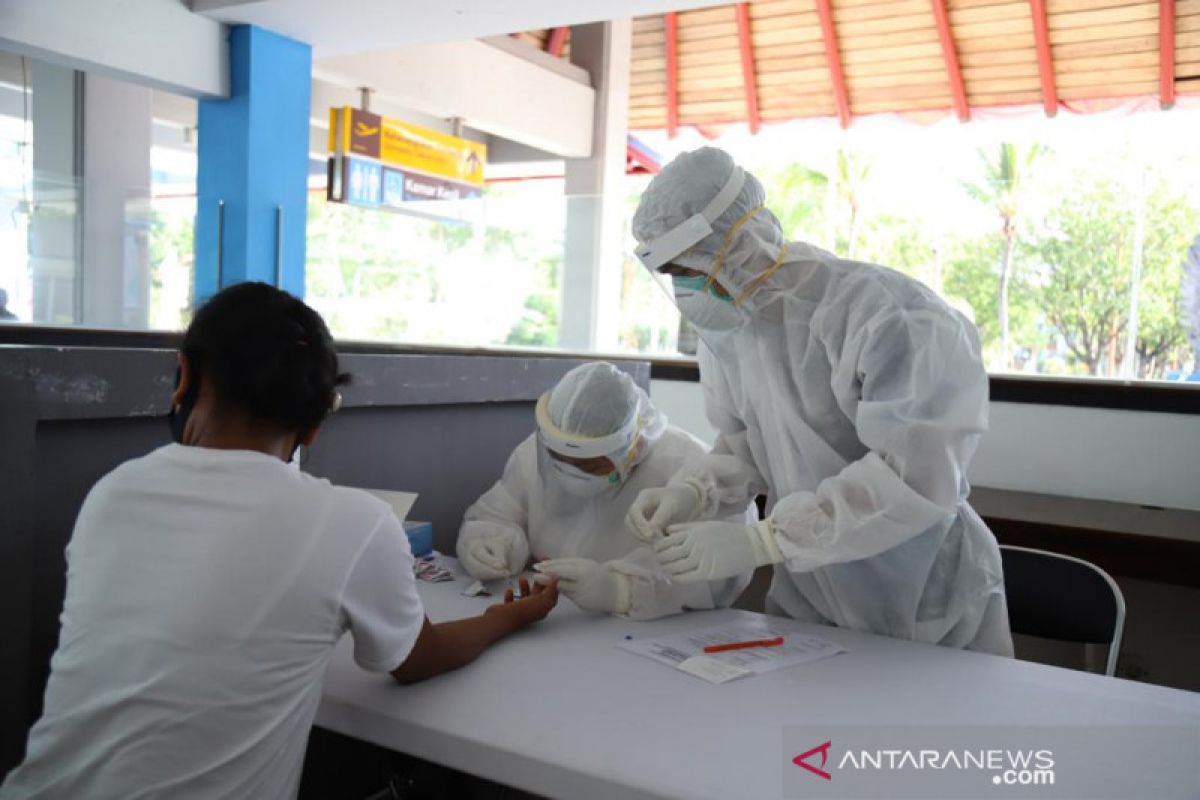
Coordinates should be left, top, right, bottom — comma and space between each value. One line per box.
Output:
793, 740, 833, 781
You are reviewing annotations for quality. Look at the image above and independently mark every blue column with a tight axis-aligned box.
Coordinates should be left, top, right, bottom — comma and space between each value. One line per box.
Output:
195, 25, 311, 304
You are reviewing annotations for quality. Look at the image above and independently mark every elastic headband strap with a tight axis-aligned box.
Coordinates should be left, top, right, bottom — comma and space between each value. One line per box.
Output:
701, 165, 746, 226
535, 393, 639, 459
734, 244, 788, 307
634, 165, 746, 270
706, 204, 764, 294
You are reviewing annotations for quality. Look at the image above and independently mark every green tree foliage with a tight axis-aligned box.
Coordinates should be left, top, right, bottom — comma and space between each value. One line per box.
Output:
853, 213, 936, 284
943, 235, 1041, 367
761, 162, 829, 246
1025, 175, 1196, 377
148, 209, 194, 273
505, 253, 560, 347
1183, 237, 1200, 370
306, 191, 563, 347
835, 150, 872, 259
760, 151, 871, 257
1136, 188, 1196, 376
147, 204, 195, 329
1026, 179, 1132, 376
961, 143, 1041, 369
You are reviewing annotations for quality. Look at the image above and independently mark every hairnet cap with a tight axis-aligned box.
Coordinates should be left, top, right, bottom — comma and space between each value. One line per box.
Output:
548, 362, 638, 438
632, 146, 787, 312
631, 147, 768, 267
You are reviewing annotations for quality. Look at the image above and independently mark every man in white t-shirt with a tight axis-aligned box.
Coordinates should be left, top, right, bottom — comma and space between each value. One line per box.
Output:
2, 283, 557, 799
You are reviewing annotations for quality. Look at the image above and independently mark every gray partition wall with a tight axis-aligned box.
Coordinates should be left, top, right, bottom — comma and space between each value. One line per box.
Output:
0, 344, 650, 775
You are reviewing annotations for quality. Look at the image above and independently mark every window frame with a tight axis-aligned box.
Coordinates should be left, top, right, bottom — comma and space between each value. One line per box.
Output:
648, 357, 1200, 414
1, 327, 1196, 414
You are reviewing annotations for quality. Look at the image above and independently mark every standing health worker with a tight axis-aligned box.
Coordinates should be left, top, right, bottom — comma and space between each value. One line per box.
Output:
627, 147, 1012, 656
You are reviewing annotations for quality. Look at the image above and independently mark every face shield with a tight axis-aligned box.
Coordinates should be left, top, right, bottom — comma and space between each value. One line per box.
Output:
633, 164, 746, 275
632, 162, 790, 337
534, 391, 644, 497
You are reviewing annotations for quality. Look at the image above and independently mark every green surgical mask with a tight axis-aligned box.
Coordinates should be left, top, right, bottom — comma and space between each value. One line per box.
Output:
672, 274, 732, 303
671, 274, 746, 332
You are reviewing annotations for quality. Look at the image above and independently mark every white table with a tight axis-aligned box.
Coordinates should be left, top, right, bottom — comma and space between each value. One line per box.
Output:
317, 564, 1200, 800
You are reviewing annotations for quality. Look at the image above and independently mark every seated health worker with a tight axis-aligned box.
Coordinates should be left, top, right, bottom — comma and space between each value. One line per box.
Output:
457, 361, 752, 620
2, 282, 557, 799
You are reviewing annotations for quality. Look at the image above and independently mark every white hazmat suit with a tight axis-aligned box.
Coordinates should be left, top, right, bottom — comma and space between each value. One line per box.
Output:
457, 362, 752, 620
628, 148, 1013, 656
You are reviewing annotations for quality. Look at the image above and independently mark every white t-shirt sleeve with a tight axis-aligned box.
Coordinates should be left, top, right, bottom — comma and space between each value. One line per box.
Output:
341, 516, 427, 673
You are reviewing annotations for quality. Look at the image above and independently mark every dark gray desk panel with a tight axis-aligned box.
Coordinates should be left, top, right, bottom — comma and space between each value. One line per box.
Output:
0, 345, 648, 775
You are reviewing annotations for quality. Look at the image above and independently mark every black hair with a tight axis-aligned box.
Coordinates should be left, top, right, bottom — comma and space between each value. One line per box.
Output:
181, 282, 350, 435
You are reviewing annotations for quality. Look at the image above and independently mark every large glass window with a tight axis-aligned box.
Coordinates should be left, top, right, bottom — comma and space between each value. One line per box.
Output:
305, 171, 689, 358
635, 112, 1200, 383
0, 51, 199, 330
305, 179, 568, 348
4, 44, 1196, 388
0, 53, 34, 323
147, 145, 197, 331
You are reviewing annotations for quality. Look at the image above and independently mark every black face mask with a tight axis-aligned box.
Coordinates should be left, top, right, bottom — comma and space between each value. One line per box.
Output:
168, 366, 199, 444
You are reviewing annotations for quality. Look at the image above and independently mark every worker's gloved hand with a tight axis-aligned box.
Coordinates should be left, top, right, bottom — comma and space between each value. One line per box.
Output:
625, 483, 703, 542
461, 534, 520, 581
654, 520, 783, 583
533, 558, 632, 616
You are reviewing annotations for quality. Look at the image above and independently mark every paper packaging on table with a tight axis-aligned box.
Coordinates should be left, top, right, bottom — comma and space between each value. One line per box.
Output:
358, 488, 429, 555
463, 580, 489, 597
361, 488, 418, 524
463, 574, 539, 598
676, 655, 752, 684
414, 553, 454, 582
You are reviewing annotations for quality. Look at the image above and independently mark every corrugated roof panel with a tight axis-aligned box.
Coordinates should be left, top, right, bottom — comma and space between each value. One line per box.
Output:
542, 0, 1196, 130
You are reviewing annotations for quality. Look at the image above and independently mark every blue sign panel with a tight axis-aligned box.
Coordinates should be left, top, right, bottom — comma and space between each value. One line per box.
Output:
382, 167, 406, 209
346, 157, 382, 207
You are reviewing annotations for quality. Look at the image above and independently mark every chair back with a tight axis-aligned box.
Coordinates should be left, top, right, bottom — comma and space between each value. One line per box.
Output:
1000, 545, 1125, 676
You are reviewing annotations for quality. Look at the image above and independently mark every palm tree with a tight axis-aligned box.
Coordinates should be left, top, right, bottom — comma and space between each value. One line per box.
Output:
768, 153, 870, 258
770, 163, 831, 248
835, 150, 871, 260
963, 143, 1040, 370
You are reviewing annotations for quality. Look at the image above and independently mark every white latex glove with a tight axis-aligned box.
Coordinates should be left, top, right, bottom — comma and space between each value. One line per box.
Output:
533, 558, 632, 615
461, 536, 517, 581
654, 520, 783, 582
625, 483, 704, 542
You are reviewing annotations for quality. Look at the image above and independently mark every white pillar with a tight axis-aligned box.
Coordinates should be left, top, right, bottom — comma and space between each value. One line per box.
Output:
559, 19, 632, 352
1119, 168, 1148, 379
26, 66, 153, 327
81, 74, 152, 328
28, 60, 81, 324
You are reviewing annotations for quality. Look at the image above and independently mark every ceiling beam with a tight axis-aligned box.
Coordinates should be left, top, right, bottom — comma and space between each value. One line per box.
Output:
813, 0, 851, 129
546, 27, 568, 57
1160, 0, 1176, 109
734, 3, 761, 134
665, 12, 680, 138
930, 0, 969, 122
0, 0, 227, 98
1028, 0, 1059, 117
316, 39, 594, 157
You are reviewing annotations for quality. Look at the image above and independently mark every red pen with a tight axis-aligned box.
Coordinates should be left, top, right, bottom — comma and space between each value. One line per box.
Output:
703, 636, 785, 654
